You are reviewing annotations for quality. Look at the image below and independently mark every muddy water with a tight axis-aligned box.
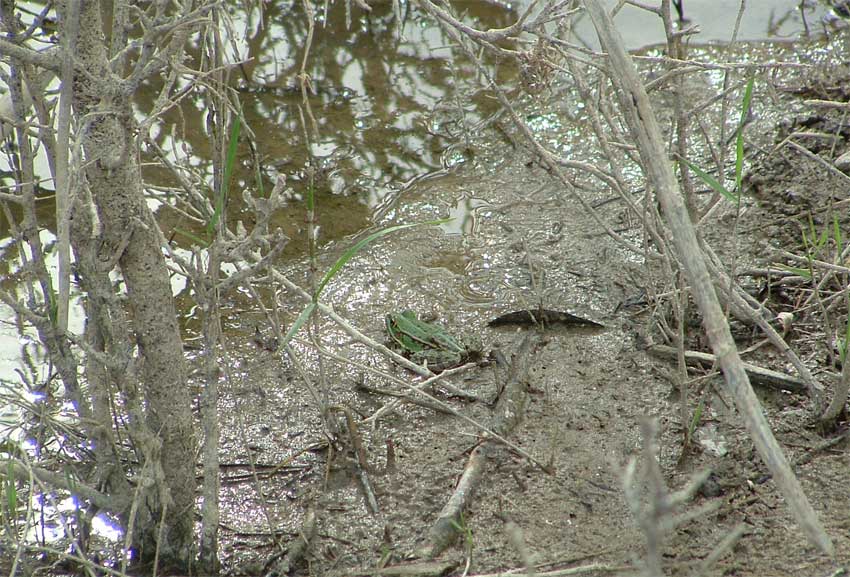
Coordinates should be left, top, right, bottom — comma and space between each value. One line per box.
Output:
140, 0, 519, 260
141, 0, 832, 263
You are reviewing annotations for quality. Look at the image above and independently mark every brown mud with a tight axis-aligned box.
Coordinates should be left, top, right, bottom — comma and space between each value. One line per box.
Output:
213, 34, 850, 577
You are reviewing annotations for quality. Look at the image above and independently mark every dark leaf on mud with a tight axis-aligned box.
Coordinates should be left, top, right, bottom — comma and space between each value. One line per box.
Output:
488, 309, 604, 328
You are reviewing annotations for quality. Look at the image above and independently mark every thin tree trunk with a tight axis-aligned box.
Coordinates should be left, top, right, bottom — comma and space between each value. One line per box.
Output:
69, 0, 197, 567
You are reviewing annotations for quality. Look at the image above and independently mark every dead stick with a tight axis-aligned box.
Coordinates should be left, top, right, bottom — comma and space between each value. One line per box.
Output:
265, 505, 317, 576
329, 405, 379, 514
415, 335, 539, 559
648, 344, 807, 394
334, 560, 459, 577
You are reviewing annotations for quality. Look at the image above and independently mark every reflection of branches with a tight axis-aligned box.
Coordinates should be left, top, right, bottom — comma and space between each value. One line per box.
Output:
298, 0, 319, 136
419, 0, 577, 49
416, 0, 644, 255
206, 2, 516, 204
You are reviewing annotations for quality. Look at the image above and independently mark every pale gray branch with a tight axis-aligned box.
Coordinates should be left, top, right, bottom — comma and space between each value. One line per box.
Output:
583, 0, 833, 555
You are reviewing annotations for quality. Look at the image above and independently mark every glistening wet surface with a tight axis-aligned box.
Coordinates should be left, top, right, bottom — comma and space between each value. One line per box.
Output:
1, 0, 848, 573
209, 21, 850, 577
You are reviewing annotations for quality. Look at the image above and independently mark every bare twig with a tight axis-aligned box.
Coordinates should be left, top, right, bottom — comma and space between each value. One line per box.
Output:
648, 344, 808, 394
416, 334, 541, 559
584, 0, 833, 555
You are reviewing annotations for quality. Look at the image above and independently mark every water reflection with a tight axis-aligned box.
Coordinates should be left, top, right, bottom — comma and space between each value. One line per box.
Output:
138, 0, 517, 257
440, 194, 490, 236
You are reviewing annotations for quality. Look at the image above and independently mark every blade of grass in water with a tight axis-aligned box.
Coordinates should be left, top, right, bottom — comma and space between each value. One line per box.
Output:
283, 302, 317, 348
280, 219, 451, 347
172, 228, 211, 247
314, 219, 450, 298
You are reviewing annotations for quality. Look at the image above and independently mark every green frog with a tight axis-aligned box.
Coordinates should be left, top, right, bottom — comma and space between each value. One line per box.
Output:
385, 310, 481, 372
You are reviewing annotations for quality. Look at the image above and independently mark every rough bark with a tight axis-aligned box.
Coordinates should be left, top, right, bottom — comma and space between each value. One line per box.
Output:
68, 0, 197, 567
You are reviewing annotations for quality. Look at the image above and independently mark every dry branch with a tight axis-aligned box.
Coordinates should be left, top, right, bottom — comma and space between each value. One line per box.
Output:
648, 344, 807, 394
415, 334, 539, 559
338, 560, 459, 577
583, 0, 832, 555
264, 505, 318, 577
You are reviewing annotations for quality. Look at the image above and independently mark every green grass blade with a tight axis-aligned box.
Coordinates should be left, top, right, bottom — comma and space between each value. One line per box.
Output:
803, 214, 828, 251
774, 263, 812, 280
833, 214, 842, 253
6, 460, 16, 519
817, 221, 829, 249
842, 315, 850, 364
281, 302, 317, 348
208, 115, 242, 234
680, 157, 738, 203
314, 219, 451, 299
734, 77, 755, 193
688, 398, 705, 439
172, 227, 210, 247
